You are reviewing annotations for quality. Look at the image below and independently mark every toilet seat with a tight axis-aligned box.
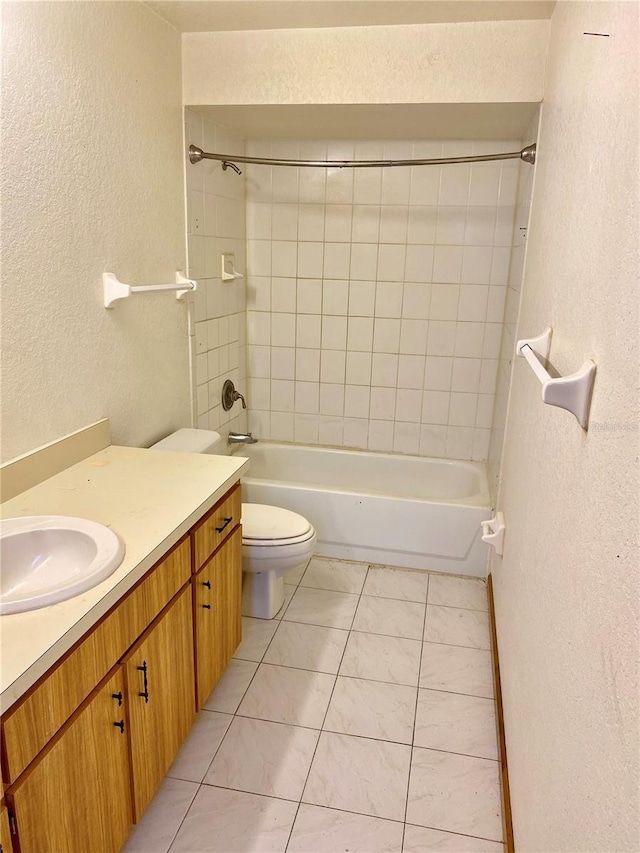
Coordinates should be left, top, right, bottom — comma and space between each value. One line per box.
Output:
241, 503, 314, 547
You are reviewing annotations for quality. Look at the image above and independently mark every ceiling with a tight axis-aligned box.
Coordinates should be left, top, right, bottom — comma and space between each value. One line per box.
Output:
146, 0, 555, 33
195, 103, 539, 141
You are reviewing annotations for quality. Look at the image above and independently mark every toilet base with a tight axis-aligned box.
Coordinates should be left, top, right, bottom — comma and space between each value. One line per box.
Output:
242, 570, 284, 619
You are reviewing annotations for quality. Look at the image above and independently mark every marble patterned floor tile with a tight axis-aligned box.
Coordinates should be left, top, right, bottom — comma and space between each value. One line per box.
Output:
423, 605, 491, 650
284, 586, 360, 629
263, 620, 349, 673
427, 575, 488, 612
234, 617, 279, 662
122, 777, 198, 853
204, 716, 319, 800
237, 663, 336, 728
324, 676, 417, 744
403, 824, 504, 852
288, 804, 404, 853
203, 659, 259, 714
166, 710, 232, 782
420, 643, 494, 699
170, 785, 298, 853
406, 748, 502, 842
353, 596, 425, 640
414, 690, 498, 759
284, 561, 309, 586
301, 557, 369, 594
339, 631, 422, 686
363, 566, 429, 603
303, 731, 411, 821
274, 584, 296, 620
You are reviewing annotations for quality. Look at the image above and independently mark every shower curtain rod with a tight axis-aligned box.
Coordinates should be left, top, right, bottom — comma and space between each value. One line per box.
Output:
188, 143, 536, 174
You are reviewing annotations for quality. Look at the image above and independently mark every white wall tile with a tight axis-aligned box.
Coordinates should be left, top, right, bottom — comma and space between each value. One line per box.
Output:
241, 135, 522, 462
323, 280, 349, 316
320, 350, 346, 384
348, 280, 376, 316
297, 278, 322, 314
345, 351, 372, 385
371, 352, 399, 387
296, 315, 321, 349
272, 277, 297, 313
375, 281, 404, 318
322, 315, 348, 350
397, 355, 425, 389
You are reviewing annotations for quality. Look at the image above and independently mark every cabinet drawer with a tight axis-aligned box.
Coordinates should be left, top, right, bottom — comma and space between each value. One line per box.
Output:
193, 484, 241, 571
1, 538, 190, 783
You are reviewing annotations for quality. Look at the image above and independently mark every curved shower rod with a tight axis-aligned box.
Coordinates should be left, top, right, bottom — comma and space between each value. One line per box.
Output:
188, 143, 536, 174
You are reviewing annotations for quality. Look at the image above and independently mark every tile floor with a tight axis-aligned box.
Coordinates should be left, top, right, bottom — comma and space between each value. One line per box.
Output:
124, 558, 503, 853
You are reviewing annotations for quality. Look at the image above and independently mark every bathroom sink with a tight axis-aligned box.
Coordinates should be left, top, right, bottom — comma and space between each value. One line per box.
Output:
0, 516, 125, 615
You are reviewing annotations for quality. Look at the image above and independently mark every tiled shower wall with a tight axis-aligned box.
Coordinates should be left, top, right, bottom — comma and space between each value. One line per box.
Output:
488, 113, 539, 497
185, 109, 249, 439
244, 139, 519, 460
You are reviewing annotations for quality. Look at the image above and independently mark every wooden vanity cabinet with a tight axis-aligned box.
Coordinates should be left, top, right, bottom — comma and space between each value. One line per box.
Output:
123, 586, 195, 821
193, 526, 242, 709
6, 668, 132, 853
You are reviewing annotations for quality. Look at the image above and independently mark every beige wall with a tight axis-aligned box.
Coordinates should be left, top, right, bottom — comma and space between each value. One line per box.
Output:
1, 1, 190, 462
492, 3, 639, 850
183, 20, 549, 106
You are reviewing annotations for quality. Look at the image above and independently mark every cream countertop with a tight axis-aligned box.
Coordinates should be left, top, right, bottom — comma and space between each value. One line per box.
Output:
0, 445, 249, 714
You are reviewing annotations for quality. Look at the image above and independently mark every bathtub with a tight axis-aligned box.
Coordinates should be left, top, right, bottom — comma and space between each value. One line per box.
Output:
238, 443, 491, 577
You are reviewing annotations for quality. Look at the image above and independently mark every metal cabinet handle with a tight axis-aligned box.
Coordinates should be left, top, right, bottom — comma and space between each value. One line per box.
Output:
112, 691, 123, 706
137, 660, 149, 703
202, 580, 211, 589
202, 603, 211, 609
215, 516, 233, 534
113, 720, 125, 734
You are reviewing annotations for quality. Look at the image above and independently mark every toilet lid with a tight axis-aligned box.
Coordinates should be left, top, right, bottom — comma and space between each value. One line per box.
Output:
241, 503, 312, 541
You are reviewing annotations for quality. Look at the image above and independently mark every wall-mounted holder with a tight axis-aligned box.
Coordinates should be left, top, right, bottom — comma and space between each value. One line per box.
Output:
221, 253, 244, 281
103, 271, 196, 308
481, 512, 506, 556
517, 327, 596, 430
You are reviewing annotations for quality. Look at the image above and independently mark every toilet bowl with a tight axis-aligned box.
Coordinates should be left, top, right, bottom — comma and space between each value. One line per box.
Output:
150, 428, 316, 619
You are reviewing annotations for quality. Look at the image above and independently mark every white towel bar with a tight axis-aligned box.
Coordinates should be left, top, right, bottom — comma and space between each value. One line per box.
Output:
517, 327, 596, 429
103, 272, 196, 308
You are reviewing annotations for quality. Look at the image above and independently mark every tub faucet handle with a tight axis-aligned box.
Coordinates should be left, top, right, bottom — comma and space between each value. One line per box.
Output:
222, 378, 246, 411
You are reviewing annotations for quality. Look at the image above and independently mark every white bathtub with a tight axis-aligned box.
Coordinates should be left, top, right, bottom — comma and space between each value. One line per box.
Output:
238, 443, 491, 577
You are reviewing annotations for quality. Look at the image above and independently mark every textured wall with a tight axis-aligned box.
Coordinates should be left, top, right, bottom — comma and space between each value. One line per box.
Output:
1, 2, 190, 461
185, 109, 249, 442
492, 3, 639, 849
183, 20, 549, 106
243, 137, 520, 459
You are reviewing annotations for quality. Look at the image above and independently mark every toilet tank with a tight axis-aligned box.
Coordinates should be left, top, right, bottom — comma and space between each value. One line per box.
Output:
150, 428, 225, 455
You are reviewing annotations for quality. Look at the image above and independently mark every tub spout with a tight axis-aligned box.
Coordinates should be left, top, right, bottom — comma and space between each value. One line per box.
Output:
228, 431, 258, 445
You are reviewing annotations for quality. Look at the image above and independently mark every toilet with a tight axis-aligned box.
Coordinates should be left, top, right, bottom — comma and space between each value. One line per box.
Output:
150, 428, 316, 619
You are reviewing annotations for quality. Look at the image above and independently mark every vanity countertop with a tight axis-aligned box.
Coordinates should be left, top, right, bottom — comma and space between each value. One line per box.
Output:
0, 445, 249, 714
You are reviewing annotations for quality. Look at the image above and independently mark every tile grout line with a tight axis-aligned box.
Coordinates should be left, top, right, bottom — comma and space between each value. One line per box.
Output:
282, 561, 371, 853
402, 572, 430, 846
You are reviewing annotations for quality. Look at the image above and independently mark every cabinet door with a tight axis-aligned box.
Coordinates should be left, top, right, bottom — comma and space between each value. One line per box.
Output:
124, 587, 195, 821
1, 804, 13, 853
8, 669, 131, 853
194, 526, 242, 708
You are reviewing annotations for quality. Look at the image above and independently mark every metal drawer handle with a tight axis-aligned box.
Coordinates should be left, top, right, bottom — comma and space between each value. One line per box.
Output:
113, 720, 125, 734
137, 660, 149, 703
215, 516, 233, 534
202, 580, 211, 589
112, 691, 123, 706
202, 603, 211, 609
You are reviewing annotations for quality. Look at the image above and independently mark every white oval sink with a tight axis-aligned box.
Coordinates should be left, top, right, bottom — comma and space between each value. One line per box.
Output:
0, 516, 125, 615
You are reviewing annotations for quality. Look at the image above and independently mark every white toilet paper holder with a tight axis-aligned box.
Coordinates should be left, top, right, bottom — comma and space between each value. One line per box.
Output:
481, 512, 506, 556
